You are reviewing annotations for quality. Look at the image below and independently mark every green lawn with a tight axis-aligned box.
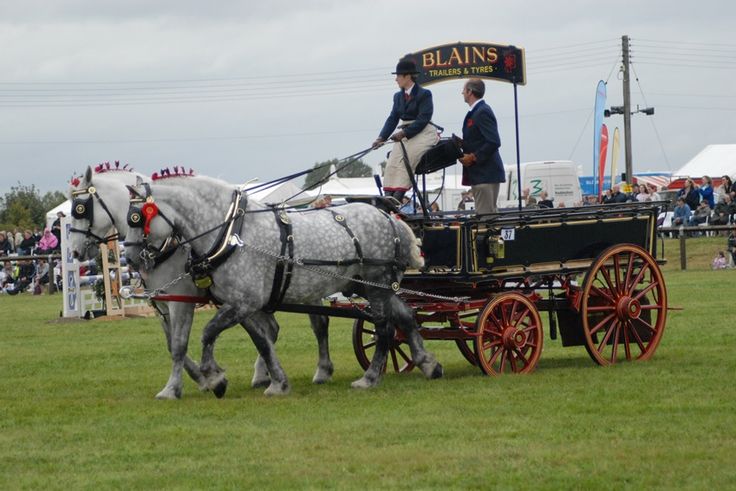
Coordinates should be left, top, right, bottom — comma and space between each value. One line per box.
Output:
0, 237, 734, 489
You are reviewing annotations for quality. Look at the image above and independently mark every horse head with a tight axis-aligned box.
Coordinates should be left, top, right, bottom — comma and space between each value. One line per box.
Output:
67, 164, 139, 261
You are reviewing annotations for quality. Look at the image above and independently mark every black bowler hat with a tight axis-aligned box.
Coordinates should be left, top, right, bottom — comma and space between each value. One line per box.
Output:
392, 59, 419, 75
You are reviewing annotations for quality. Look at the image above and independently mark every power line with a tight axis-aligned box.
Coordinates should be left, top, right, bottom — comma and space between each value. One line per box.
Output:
630, 62, 671, 170
634, 38, 736, 49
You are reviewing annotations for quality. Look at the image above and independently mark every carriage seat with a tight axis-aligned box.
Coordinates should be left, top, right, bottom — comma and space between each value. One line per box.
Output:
345, 195, 401, 214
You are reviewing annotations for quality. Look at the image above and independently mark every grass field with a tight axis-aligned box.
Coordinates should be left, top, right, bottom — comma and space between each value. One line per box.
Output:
1, 237, 734, 489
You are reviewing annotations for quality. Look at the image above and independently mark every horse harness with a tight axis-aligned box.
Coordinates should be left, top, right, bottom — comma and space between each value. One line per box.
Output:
127, 185, 406, 309
70, 185, 121, 244
262, 207, 406, 313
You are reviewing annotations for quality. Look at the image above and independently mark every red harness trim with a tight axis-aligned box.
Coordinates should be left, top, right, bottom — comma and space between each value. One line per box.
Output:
150, 294, 212, 304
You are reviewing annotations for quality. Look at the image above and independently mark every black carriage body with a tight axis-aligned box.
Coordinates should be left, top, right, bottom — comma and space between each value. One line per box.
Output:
408, 202, 659, 280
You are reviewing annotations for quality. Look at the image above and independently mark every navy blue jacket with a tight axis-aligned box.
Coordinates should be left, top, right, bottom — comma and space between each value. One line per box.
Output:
461, 100, 505, 185
379, 84, 433, 140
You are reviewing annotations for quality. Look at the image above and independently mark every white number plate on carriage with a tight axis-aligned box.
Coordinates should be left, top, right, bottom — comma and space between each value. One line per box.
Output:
501, 228, 515, 241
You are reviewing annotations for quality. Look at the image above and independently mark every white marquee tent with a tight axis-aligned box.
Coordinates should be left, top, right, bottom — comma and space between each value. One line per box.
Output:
674, 144, 736, 178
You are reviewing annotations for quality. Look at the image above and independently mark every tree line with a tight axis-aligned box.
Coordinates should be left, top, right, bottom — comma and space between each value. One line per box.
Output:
0, 183, 66, 230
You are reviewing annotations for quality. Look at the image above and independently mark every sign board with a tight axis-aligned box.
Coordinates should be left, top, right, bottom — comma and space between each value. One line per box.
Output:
60, 216, 81, 318
402, 42, 526, 87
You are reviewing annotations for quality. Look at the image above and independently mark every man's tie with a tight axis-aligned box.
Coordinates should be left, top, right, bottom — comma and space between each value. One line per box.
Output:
404, 92, 410, 102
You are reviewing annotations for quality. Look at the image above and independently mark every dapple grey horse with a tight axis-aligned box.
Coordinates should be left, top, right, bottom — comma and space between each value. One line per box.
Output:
68, 166, 332, 398
123, 175, 443, 394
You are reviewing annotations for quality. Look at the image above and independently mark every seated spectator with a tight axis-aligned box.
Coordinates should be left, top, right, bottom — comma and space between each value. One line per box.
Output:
678, 178, 700, 211
649, 184, 662, 202
36, 228, 58, 254
636, 184, 651, 202
7, 259, 35, 294
610, 185, 628, 203
538, 191, 554, 209
602, 189, 614, 204
711, 194, 734, 226
712, 251, 728, 270
17, 230, 36, 256
629, 184, 641, 202
0, 232, 13, 256
0, 260, 14, 291
698, 175, 715, 209
688, 201, 711, 227
525, 195, 538, 209
671, 197, 691, 226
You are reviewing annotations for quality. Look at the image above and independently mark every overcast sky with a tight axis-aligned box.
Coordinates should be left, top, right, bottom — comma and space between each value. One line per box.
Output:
0, 0, 733, 194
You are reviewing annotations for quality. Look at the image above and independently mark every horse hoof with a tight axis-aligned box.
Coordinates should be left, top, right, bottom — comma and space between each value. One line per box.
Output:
351, 376, 377, 389
312, 366, 333, 384
212, 377, 229, 399
155, 387, 181, 400
251, 376, 271, 389
264, 381, 290, 396
419, 354, 444, 380
429, 362, 444, 379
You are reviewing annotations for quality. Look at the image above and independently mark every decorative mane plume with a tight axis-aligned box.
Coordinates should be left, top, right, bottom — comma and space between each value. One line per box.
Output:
93, 160, 134, 174
152, 166, 195, 181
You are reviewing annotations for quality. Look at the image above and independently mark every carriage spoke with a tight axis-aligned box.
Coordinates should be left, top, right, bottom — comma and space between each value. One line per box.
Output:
632, 317, 656, 334
587, 305, 616, 312
499, 349, 508, 372
627, 321, 648, 353
513, 348, 529, 368
597, 320, 617, 353
628, 263, 651, 296
590, 312, 617, 336
362, 340, 377, 350
508, 350, 518, 372
590, 285, 616, 305
632, 281, 658, 301
613, 254, 622, 293
624, 252, 635, 291
599, 266, 618, 294
512, 306, 531, 328
389, 349, 399, 371
488, 346, 503, 366
623, 323, 632, 360
509, 300, 520, 327
610, 322, 621, 363
483, 339, 502, 351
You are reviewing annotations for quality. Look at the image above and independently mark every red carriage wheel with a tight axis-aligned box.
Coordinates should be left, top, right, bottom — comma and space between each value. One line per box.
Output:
474, 293, 543, 375
580, 244, 667, 366
352, 319, 415, 373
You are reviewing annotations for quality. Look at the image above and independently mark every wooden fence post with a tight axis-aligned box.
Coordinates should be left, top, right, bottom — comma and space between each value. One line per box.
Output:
679, 226, 687, 270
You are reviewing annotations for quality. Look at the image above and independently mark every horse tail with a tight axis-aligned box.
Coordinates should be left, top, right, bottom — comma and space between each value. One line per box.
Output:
394, 217, 424, 270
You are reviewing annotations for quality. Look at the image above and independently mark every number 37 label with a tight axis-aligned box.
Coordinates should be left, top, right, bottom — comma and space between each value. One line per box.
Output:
501, 228, 515, 241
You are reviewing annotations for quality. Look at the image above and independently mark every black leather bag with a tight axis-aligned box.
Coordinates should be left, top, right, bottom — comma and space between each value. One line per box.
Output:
415, 135, 463, 175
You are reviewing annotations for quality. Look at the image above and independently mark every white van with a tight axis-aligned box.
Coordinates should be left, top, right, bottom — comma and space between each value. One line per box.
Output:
498, 160, 583, 209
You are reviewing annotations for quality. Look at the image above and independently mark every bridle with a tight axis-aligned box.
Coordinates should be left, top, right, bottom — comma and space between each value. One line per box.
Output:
125, 183, 246, 288
124, 183, 180, 269
69, 185, 121, 246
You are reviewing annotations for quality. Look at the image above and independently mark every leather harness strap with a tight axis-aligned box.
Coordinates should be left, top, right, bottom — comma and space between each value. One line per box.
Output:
263, 208, 295, 313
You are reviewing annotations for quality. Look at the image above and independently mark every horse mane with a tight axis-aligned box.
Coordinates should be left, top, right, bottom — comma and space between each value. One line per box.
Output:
152, 166, 196, 181
70, 161, 134, 187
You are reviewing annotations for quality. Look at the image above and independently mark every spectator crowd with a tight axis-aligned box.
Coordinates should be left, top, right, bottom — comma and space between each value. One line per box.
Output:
0, 212, 64, 295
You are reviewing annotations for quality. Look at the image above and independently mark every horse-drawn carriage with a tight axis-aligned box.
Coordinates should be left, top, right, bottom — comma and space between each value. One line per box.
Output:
66, 41, 670, 397
340, 201, 667, 375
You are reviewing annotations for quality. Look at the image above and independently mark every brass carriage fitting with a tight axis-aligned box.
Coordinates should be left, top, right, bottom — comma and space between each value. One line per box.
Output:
487, 236, 505, 260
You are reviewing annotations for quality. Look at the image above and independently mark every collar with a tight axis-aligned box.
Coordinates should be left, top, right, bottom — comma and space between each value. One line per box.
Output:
468, 98, 484, 112
404, 83, 415, 96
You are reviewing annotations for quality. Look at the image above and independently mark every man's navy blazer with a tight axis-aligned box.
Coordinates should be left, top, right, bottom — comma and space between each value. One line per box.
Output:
379, 84, 434, 140
462, 100, 505, 185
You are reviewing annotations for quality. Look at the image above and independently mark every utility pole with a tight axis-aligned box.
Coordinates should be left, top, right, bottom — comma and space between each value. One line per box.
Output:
622, 35, 633, 184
